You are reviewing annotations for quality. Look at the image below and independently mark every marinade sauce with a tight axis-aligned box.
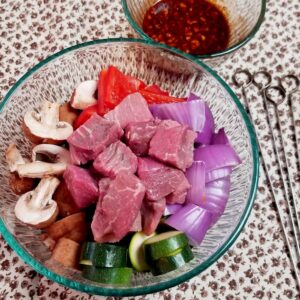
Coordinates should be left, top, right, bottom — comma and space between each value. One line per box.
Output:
142, 0, 230, 55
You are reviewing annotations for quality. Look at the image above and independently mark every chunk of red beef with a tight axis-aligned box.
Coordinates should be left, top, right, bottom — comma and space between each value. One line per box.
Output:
91, 172, 145, 243
63, 165, 98, 209
93, 141, 137, 178
130, 211, 142, 232
137, 157, 190, 203
141, 198, 166, 235
67, 114, 123, 165
124, 120, 160, 155
104, 92, 153, 128
149, 120, 196, 171
98, 177, 111, 203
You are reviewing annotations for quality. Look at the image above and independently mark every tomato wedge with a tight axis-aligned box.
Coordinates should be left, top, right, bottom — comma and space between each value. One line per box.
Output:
98, 66, 146, 114
73, 104, 98, 129
143, 84, 169, 96
139, 90, 186, 104
97, 69, 108, 115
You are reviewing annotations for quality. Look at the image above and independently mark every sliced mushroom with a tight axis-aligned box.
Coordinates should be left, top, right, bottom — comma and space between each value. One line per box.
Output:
70, 80, 97, 110
9, 172, 36, 195
14, 177, 60, 228
59, 103, 79, 126
23, 100, 73, 144
32, 144, 71, 164
17, 161, 67, 178
6, 144, 27, 172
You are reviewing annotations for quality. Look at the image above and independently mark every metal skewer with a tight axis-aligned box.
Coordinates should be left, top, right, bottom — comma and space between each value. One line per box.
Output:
279, 75, 300, 169
232, 70, 300, 288
264, 82, 300, 232
252, 71, 300, 253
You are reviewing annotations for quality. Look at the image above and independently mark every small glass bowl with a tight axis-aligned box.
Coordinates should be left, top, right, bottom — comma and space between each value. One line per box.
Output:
122, 0, 266, 67
0, 38, 259, 296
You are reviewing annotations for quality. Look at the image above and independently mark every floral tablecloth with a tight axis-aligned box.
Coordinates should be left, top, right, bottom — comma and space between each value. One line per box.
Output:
0, 0, 299, 299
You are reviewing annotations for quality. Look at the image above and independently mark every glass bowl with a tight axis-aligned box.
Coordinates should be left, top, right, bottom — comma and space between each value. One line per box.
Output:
122, 0, 266, 67
0, 38, 259, 296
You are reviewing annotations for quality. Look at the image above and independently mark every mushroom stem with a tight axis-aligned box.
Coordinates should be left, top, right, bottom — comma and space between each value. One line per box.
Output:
6, 144, 27, 172
31, 177, 60, 209
41, 101, 60, 126
17, 161, 67, 178
14, 177, 60, 228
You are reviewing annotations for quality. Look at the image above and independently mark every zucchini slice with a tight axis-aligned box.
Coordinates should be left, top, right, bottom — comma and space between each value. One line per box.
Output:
144, 231, 188, 260
79, 242, 128, 267
92, 244, 128, 268
151, 245, 194, 275
79, 242, 96, 266
82, 266, 132, 285
129, 232, 156, 272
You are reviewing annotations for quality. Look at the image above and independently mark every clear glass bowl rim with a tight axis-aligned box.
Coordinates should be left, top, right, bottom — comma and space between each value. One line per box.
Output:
0, 38, 259, 297
121, 0, 267, 59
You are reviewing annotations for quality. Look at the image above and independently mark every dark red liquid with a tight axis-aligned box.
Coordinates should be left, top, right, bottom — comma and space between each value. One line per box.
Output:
142, 0, 230, 55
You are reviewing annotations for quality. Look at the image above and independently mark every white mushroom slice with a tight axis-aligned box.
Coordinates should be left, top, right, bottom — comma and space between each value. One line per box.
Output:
23, 100, 73, 142
70, 80, 97, 110
14, 177, 60, 228
17, 161, 67, 178
32, 144, 71, 164
6, 144, 27, 172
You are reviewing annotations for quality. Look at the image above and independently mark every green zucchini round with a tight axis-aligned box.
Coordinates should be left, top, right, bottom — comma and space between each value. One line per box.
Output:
80, 242, 128, 267
82, 266, 132, 285
151, 245, 194, 275
144, 231, 188, 261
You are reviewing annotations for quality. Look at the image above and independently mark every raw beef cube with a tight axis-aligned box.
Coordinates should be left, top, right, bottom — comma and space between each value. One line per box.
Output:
149, 120, 196, 171
104, 92, 153, 128
125, 120, 159, 155
98, 178, 111, 203
159, 119, 182, 129
67, 114, 123, 165
130, 212, 142, 232
166, 190, 187, 204
63, 165, 99, 209
141, 198, 166, 235
93, 141, 137, 178
91, 172, 145, 243
137, 157, 190, 202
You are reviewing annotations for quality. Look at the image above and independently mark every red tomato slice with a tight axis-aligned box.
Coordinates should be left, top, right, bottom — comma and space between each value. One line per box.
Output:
73, 104, 98, 129
143, 84, 169, 96
102, 66, 146, 110
139, 90, 186, 104
97, 69, 108, 115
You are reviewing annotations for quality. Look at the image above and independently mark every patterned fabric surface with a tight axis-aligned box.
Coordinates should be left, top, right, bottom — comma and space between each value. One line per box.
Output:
0, 0, 299, 299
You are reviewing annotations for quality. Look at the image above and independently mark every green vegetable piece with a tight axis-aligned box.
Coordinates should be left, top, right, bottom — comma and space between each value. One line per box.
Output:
129, 231, 156, 272
82, 266, 132, 285
79, 242, 97, 266
91, 243, 128, 268
144, 231, 188, 260
79, 242, 128, 267
151, 245, 194, 276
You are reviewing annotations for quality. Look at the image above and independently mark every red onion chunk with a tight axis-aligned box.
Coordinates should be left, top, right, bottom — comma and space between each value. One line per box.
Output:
163, 204, 183, 216
194, 145, 241, 173
186, 161, 206, 205
204, 177, 231, 216
187, 92, 203, 102
150, 99, 214, 144
206, 166, 232, 183
165, 203, 214, 246
212, 128, 229, 145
